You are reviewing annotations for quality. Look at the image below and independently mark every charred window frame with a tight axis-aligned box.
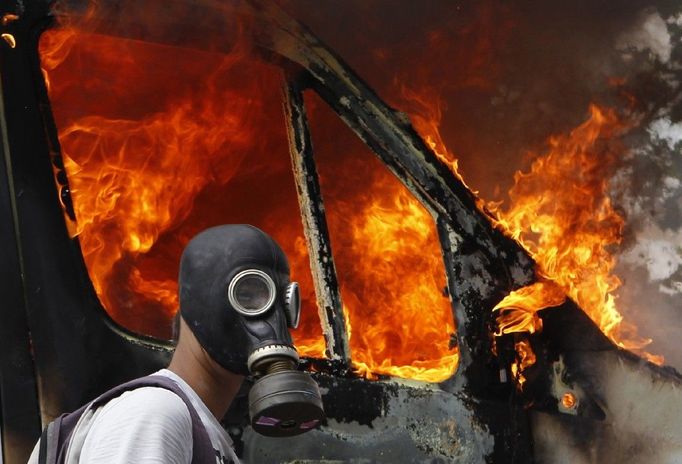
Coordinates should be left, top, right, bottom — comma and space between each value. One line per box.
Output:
282, 73, 460, 373
0, 0, 544, 460
283, 77, 350, 365
31, 0, 539, 381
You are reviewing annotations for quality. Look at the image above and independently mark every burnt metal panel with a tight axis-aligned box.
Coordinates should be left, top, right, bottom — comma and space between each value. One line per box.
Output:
0, 34, 42, 464
530, 303, 682, 463
0, 4, 171, 462
243, 374, 497, 464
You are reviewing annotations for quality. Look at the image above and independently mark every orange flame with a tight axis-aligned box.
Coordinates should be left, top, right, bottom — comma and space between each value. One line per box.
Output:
40, 26, 326, 355
493, 281, 565, 336
40, 9, 458, 381
511, 339, 536, 388
304, 91, 458, 382
327, 173, 457, 382
405, 82, 662, 366
488, 106, 662, 364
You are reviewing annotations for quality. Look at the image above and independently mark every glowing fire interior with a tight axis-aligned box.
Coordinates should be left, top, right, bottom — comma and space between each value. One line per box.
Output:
39, 4, 662, 384
39, 24, 457, 382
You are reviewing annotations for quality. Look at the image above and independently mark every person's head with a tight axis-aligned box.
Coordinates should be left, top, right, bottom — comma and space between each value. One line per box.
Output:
178, 224, 299, 376
176, 224, 324, 436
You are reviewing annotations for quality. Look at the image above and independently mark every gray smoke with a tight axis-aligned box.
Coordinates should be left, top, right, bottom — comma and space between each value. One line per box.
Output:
612, 8, 682, 369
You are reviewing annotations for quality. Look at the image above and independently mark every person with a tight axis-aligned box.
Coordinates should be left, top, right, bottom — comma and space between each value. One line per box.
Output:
28, 224, 323, 463
27, 315, 244, 463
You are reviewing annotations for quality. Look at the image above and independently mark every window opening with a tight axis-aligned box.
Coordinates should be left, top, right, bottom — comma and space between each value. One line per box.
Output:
305, 91, 458, 382
39, 28, 325, 355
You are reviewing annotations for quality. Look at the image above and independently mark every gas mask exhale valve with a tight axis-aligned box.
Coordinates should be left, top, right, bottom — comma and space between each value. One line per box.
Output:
179, 224, 324, 437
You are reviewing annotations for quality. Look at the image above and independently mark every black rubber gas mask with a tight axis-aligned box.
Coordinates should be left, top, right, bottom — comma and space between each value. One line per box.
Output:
179, 224, 324, 437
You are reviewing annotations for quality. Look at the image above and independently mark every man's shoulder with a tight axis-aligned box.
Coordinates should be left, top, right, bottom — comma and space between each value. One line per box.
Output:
97, 385, 192, 423
61, 385, 197, 464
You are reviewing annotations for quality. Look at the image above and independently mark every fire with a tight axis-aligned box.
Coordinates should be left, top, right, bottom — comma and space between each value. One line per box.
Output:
403, 75, 662, 369
493, 281, 565, 336
39, 25, 326, 354
40, 2, 659, 388
489, 106, 662, 365
377, 0, 661, 366
317, 153, 457, 382
511, 339, 536, 388
1, 33, 16, 48
40, 8, 458, 381
304, 91, 458, 382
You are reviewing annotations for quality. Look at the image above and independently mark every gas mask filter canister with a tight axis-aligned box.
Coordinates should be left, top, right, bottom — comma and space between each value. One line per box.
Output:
179, 225, 324, 437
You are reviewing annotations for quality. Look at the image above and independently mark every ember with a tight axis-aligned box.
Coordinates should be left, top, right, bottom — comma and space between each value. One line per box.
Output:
561, 391, 577, 410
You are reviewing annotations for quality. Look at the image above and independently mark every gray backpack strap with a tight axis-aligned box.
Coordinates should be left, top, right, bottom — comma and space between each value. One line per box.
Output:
38, 374, 216, 464
38, 403, 90, 464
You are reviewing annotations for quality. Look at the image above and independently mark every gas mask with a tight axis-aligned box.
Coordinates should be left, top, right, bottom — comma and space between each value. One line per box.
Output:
179, 224, 324, 437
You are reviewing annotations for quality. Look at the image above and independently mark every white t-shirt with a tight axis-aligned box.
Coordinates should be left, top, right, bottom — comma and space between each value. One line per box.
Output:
28, 369, 240, 464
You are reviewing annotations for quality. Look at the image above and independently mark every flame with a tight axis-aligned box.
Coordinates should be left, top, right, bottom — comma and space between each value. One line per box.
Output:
325, 172, 457, 382
493, 281, 565, 336
1, 33, 16, 48
40, 8, 458, 380
511, 339, 536, 388
302, 91, 458, 382
39, 25, 325, 355
404, 84, 662, 366
488, 106, 662, 364
377, 1, 663, 367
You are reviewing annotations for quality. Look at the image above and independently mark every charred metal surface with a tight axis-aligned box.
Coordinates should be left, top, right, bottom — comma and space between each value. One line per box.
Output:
243, 374, 495, 464
435, 219, 534, 462
0, 3, 170, 459
512, 305, 608, 422
315, 374, 394, 427
0, 14, 42, 460
523, 302, 682, 463
283, 74, 350, 366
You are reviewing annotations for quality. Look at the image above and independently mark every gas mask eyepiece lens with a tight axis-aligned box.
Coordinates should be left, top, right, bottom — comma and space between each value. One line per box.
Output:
228, 269, 276, 316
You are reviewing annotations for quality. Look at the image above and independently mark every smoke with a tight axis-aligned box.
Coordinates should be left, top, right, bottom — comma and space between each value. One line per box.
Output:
608, 5, 682, 368
649, 118, 682, 148
285, 0, 682, 369
617, 10, 673, 62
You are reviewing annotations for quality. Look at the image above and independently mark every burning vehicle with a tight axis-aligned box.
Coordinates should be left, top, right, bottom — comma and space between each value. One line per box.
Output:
0, 0, 681, 462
